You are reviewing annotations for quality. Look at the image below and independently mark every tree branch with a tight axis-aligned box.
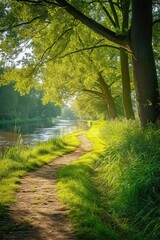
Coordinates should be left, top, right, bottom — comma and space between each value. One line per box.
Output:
100, 3, 116, 28
109, 79, 117, 87
82, 88, 104, 98
16, 0, 128, 48
60, 44, 119, 58
108, 0, 120, 29
54, 0, 127, 47
0, 15, 43, 33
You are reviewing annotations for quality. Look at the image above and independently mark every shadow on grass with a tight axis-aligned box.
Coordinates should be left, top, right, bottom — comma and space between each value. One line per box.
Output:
57, 162, 130, 240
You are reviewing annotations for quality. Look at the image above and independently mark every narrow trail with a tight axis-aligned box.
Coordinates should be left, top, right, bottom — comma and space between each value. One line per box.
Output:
1, 133, 93, 240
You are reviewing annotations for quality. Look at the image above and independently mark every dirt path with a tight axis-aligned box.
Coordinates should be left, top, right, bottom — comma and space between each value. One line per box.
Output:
1, 133, 93, 240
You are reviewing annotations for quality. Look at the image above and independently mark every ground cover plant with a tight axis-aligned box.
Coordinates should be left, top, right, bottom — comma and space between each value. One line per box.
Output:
57, 121, 160, 240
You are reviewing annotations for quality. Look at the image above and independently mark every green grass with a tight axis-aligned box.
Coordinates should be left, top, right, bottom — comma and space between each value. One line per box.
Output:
1, 120, 160, 239
0, 132, 80, 207
57, 121, 120, 240
57, 120, 160, 240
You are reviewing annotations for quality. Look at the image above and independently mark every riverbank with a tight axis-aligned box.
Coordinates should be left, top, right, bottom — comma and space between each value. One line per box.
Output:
0, 132, 81, 207
0, 119, 83, 154
1, 120, 160, 239
0, 117, 56, 148
0, 133, 91, 240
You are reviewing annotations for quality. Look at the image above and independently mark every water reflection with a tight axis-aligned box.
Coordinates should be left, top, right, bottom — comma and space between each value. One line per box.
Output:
0, 120, 86, 153
23, 120, 78, 145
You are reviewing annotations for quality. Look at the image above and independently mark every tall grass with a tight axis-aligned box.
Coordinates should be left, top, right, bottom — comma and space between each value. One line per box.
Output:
94, 121, 160, 239
57, 120, 160, 240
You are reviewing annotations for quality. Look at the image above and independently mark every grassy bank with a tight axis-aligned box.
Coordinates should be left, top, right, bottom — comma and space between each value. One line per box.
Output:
0, 132, 80, 210
1, 120, 160, 239
57, 120, 160, 240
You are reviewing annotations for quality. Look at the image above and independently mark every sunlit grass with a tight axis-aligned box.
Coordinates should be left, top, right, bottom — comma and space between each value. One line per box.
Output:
0, 132, 80, 207
94, 121, 160, 239
57, 121, 120, 240
1, 120, 160, 239
57, 120, 160, 240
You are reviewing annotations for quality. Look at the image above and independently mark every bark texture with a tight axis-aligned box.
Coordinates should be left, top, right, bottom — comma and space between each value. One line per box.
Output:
131, 0, 160, 126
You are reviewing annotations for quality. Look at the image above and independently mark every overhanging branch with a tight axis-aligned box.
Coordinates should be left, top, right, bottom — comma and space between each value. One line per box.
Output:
108, 0, 120, 29
0, 15, 43, 33
60, 44, 119, 58
16, 0, 128, 48
54, 0, 127, 47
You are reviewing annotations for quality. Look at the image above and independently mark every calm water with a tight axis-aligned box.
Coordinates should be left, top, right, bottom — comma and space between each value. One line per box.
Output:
0, 120, 86, 153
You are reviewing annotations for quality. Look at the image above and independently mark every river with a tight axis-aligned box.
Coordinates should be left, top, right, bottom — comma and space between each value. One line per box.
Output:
0, 120, 86, 153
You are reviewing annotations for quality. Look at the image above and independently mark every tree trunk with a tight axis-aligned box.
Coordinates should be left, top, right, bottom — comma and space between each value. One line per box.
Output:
98, 72, 117, 119
131, 0, 160, 126
120, 1, 134, 120
120, 48, 135, 119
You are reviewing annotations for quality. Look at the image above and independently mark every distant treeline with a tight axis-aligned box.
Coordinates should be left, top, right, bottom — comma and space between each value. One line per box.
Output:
0, 84, 61, 121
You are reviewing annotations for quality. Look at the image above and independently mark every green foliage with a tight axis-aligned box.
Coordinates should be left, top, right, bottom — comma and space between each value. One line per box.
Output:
39, 26, 122, 118
0, 84, 61, 120
73, 94, 107, 120
0, 1, 124, 119
61, 104, 77, 120
1, 0, 160, 125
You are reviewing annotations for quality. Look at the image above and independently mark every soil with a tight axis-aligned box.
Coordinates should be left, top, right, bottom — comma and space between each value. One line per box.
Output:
1, 133, 93, 240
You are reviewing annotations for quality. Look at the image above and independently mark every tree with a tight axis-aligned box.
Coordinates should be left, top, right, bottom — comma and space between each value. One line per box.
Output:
37, 28, 122, 119
49, 0, 160, 126
0, 84, 61, 120
1, 0, 160, 126
73, 93, 108, 120
130, 0, 159, 126
54, 0, 159, 126
0, 84, 19, 120
119, 1, 134, 119
100, 0, 134, 119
